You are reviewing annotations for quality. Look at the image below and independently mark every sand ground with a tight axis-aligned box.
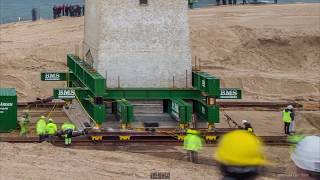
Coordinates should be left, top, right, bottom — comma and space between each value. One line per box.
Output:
0, 142, 299, 180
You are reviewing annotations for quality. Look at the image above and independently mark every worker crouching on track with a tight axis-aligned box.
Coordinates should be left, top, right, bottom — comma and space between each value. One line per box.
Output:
215, 130, 267, 180
184, 129, 203, 163
36, 116, 47, 142
62, 121, 76, 147
46, 118, 58, 143
291, 135, 320, 179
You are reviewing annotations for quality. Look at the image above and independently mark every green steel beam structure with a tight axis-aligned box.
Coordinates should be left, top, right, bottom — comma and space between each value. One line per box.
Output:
115, 99, 134, 124
168, 98, 192, 125
67, 54, 105, 96
192, 71, 220, 97
44, 55, 242, 126
105, 88, 203, 100
194, 99, 220, 124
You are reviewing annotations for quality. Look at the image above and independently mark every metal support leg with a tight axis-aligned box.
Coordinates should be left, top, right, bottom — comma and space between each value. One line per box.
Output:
207, 97, 216, 131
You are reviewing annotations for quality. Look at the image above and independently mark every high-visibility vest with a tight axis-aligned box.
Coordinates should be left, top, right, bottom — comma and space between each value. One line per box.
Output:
62, 123, 75, 131
46, 123, 57, 135
36, 119, 46, 135
183, 134, 202, 152
282, 110, 292, 123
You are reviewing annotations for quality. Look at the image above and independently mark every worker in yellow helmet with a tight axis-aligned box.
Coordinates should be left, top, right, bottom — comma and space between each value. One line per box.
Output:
183, 129, 203, 163
61, 121, 76, 146
46, 118, 57, 143
215, 130, 267, 179
36, 116, 47, 142
282, 107, 292, 135
241, 120, 254, 134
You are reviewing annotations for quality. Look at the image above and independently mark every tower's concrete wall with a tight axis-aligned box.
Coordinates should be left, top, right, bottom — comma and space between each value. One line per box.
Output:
84, 0, 192, 88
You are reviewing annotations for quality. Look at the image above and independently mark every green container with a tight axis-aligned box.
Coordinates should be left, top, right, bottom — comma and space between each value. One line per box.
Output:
0, 88, 17, 132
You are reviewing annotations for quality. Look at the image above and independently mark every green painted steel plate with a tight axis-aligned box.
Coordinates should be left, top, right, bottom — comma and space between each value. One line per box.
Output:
53, 88, 76, 99
105, 88, 203, 100
41, 72, 67, 81
219, 88, 242, 99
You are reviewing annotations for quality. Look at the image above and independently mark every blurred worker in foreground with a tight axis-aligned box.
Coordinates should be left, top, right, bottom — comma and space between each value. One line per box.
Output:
241, 120, 254, 133
62, 121, 76, 146
291, 135, 320, 179
36, 116, 47, 142
215, 130, 266, 180
46, 119, 57, 143
184, 129, 203, 163
282, 107, 292, 135
287, 105, 296, 134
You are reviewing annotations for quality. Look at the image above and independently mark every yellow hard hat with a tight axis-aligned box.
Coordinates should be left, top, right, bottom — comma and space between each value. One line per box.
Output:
48, 118, 53, 123
40, 116, 46, 119
215, 130, 266, 166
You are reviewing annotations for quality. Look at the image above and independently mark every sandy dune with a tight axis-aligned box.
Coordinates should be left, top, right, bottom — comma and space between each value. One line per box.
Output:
189, 4, 320, 101
1, 4, 319, 102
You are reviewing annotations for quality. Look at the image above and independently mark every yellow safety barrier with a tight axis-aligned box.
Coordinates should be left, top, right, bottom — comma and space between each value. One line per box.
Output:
91, 136, 103, 141
119, 136, 131, 141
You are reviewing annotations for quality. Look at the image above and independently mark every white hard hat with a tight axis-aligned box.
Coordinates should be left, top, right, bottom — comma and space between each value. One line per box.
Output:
287, 105, 294, 109
291, 136, 320, 173
242, 120, 248, 124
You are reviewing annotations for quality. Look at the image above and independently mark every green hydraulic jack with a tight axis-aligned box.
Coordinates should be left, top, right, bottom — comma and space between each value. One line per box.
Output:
42, 55, 242, 130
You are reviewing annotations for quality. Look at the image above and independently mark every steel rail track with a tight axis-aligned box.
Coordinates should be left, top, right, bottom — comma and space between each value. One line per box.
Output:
18, 98, 307, 109
0, 135, 290, 146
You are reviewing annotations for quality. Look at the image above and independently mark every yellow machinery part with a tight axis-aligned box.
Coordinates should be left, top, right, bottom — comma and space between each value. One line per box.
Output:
205, 135, 217, 141
91, 136, 103, 141
119, 136, 131, 141
126, 123, 132, 129
208, 124, 215, 131
121, 123, 127, 129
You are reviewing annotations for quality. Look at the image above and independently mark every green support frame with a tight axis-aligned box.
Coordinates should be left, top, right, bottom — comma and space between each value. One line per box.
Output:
168, 98, 192, 125
115, 99, 134, 124
43, 55, 242, 127
105, 88, 203, 100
